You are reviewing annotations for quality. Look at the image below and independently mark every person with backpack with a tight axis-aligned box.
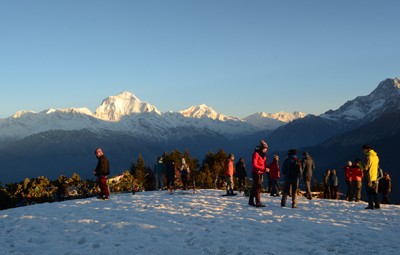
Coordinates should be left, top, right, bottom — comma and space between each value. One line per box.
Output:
362, 144, 380, 209
281, 149, 303, 208
249, 140, 269, 207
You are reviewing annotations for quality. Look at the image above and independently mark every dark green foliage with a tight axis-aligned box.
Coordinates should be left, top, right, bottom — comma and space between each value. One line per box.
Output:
0, 148, 232, 210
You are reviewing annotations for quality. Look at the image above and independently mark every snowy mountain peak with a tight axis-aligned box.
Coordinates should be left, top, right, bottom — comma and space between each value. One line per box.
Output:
43, 107, 93, 116
321, 78, 400, 121
94, 91, 161, 121
249, 111, 307, 123
179, 104, 235, 121
12, 110, 36, 118
244, 111, 306, 130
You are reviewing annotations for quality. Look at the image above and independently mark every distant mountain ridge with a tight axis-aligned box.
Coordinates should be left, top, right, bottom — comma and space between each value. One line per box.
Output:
0, 91, 306, 142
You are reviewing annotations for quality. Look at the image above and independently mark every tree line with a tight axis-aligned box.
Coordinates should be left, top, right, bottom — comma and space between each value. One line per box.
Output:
0, 148, 237, 210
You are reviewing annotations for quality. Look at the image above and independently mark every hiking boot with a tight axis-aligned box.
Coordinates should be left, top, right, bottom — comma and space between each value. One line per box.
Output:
281, 204, 286, 207
248, 202, 256, 206
256, 204, 266, 207
292, 204, 297, 208
374, 205, 381, 209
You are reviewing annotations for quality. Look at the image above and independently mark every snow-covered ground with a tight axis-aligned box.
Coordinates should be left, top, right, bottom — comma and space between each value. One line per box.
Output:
1, 189, 398, 255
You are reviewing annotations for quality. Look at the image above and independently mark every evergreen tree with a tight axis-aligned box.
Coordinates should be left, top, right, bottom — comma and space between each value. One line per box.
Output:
201, 149, 228, 189
132, 154, 147, 190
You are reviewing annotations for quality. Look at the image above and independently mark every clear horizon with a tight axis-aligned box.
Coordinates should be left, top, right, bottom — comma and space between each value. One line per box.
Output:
1, 1, 399, 119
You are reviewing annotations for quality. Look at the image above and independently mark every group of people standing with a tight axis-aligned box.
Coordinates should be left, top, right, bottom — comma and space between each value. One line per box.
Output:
226, 140, 315, 209
153, 156, 193, 195
91, 142, 392, 209
224, 142, 391, 210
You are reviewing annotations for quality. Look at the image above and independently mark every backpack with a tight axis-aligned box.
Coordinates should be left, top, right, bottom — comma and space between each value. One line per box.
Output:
288, 159, 301, 179
377, 167, 384, 181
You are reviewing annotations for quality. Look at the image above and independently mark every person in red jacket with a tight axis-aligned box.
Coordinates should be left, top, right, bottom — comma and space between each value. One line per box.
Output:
249, 140, 269, 207
269, 155, 281, 197
348, 158, 363, 202
344, 161, 352, 201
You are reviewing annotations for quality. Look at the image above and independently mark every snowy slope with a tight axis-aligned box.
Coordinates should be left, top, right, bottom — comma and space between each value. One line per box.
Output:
244, 111, 306, 129
0, 190, 399, 255
321, 78, 400, 121
179, 104, 240, 121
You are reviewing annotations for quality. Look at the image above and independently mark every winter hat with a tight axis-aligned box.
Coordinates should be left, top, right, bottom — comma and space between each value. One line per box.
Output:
228, 153, 235, 159
259, 140, 268, 149
362, 144, 372, 151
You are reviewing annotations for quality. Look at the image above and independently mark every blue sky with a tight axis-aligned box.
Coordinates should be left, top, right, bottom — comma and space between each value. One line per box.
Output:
0, 0, 399, 119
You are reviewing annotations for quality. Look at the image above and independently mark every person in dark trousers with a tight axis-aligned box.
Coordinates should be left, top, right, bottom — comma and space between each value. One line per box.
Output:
93, 148, 110, 200
329, 169, 338, 199
225, 153, 236, 196
348, 159, 363, 202
165, 156, 176, 195
344, 161, 352, 201
180, 158, 190, 190
281, 149, 303, 208
235, 157, 247, 193
323, 169, 331, 199
362, 144, 380, 210
249, 140, 269, 207
379, 172, 392, 204
301, 151, 315, 200
268, 155, 280, 197
154, 157, 166, 191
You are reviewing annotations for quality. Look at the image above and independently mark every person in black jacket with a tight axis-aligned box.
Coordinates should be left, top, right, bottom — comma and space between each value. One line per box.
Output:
379, 172, 392, 204
93, 148, 110, 200
235, 158, 247, 193
165, 155, 176, 195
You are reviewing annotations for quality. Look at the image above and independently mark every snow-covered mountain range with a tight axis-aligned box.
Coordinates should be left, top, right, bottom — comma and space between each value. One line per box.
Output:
321, 78, 400, 122
0, 92, 305, 141
1, 78, 399, 143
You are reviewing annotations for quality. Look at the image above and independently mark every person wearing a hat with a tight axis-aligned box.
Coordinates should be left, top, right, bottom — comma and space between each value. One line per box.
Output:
281, 149, 303, 208
249, 140, 269, 207
93, 148, 110, 200
224, 153, 236, 196
268, 155, 281, 197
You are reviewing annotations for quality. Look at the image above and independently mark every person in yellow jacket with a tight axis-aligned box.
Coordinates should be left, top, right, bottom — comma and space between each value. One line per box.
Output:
362, 144, 380, 209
